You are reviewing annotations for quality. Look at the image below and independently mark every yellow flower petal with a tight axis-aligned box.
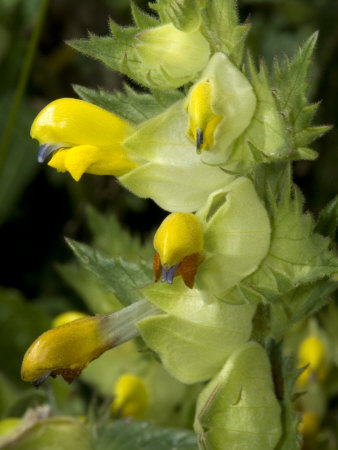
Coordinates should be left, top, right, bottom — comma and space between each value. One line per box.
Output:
187, 81, 222, 152
110, 373, 148, 419
21, 300, 161, 386
52, 311, 87, 328
48, 144, 136, 181
297, 336, 327, 386
298, 411, 319, 437
154, 212, 203, 268
21, 316, 111, 385
31, 98, 133, 147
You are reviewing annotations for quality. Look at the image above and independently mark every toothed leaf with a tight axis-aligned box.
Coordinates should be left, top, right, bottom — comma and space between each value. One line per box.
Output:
65, 238, 153, 306
150, 0, 202, 32
229, 171, 338, 317
268, 341, 302, 450
74, 84, 183, 126
272, 33, 329, 159
315, 195, 338, 240
201, 0, 250, 65
131, 2, 159, 29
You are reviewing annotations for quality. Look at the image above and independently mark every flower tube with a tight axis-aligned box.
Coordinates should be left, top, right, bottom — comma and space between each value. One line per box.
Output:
21, 299, 161, 386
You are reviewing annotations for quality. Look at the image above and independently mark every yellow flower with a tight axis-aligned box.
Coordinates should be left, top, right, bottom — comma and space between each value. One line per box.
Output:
31, 98, 136, 181
21, 316, 112, 386
21, 299, 160, 387
52, 311, 87, 328
110, 373, 148, 419
297, 336, 327, 386
186, 81, 222, 153
298, 411, 319, 437
153, 212, 203, 288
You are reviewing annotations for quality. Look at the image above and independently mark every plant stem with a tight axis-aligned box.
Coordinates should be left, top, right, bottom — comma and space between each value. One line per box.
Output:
0, 0, 49, 169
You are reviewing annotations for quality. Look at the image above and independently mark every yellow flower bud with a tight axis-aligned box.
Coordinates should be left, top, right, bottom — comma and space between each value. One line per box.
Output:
21, 316, 112, 386
21, 299, 160, 387
187, 81, 222, 153
298, 411, 319, 437
31, 98, 136, 181
110, 373, 148, 419
297, 336, 327, 386
153, 212, 203, 288
52, 311, 87, 328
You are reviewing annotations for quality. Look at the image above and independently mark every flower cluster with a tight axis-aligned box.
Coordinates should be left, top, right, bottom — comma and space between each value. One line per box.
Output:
21, 1, 338, 449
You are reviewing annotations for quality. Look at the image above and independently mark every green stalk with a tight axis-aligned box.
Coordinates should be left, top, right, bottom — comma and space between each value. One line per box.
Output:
0, 0, 49, 169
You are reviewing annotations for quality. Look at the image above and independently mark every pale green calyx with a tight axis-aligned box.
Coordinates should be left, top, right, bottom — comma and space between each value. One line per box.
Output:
138, 279, 256, 384
120, 99, 235, 212
195, 177, 271, 303
194, 342, 282, 449
135, 24, 210, 83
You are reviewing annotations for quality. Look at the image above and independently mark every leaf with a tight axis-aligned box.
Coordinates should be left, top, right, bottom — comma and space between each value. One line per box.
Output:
55, 263, 122, 314
270, 280, 338, 339
69, 22, 192, 89
65, 238, 153, 306
201, 0, 250, 65
236, 179, 338, 307
150, 0, 202, 32
0, 371, 18, 417
95, 419, 198, 450
131, 2, 159, 30
0, 288, 50, 385
314, 195, 338, 241
268, 341, 302, 450
85, 205, 154, 261
272, 33, 330, 159
73, 84, 183, 127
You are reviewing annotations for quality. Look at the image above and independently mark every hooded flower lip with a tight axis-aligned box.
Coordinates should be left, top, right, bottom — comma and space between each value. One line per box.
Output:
297, 336, 327, 386
186, 81, 223, 153
21, 299, 161, 387
21, 316, 112, 386
31, 98, 136, 181
184, 52, 257, 165
153, 212, 204, 288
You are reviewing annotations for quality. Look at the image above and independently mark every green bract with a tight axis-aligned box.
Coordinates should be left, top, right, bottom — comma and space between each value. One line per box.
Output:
138, 279, 255, 384
194, 342, 282, 450
195, 177, 271, 302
